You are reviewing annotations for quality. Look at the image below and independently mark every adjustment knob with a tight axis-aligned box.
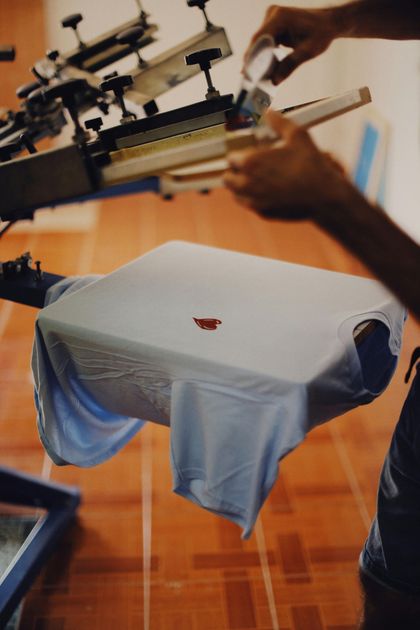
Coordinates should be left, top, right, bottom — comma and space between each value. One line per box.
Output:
185, 48, 222, 99
116, 26, 144, 47
43, 78, 87, 103
85, 117, 103, 133
0, 46, 16, 62
46, 49, 62, 78
185, 47, 221, 71
0, 141, 21, 162
103, 70, 119, 81
16, 80, 41, 100
61, 13, 86, 49
43, 78, 89, 142
100, 74, 133, 94
100, 75, 136, 124
61, 12, 82, 28
143, 99, 159, 117
0, 135, 36, 160
116, 26, 147, 68
19, 132, 37, 154
46, 49, 60, 62
187, 0, 209, 7
187, 0, 213, 31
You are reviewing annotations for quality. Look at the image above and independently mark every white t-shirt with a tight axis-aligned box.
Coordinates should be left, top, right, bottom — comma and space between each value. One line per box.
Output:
32, 241, 406, 537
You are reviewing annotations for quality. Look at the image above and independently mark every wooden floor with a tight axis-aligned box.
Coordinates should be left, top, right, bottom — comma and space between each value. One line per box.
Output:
1, 189, 418, 630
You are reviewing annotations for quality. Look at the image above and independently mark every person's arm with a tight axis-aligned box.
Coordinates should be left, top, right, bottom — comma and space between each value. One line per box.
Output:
316, 185, 420, 319
248, 1, 420, 84
332, 0, 420, 40
224, 111, 420, 319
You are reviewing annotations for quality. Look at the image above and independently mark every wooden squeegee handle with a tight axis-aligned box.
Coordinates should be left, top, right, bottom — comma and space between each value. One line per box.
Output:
158, 86, 372, 196
102, 87, 371, 188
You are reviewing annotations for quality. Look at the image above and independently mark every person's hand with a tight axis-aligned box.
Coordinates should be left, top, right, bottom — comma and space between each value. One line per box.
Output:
245, 5, 340, 84
223, 109, 351, 221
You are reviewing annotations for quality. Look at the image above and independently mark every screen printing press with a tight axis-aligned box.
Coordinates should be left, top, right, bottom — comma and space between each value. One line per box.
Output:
0, 6, 372, 306
0, 0, 395, 623
0, 1, 236, 621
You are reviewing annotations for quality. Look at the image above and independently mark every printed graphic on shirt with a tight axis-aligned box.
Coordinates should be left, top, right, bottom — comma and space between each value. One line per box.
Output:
193, 317, 222, 331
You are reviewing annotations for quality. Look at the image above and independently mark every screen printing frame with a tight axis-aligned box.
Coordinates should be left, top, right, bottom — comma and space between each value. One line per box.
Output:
0, 467, 80, 627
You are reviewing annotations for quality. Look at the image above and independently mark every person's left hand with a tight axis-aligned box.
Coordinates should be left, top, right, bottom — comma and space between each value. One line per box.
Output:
223, 109, 350, 221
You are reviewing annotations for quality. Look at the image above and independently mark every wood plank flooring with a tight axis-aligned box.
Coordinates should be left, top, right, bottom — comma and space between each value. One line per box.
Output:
1, 189, 418, 629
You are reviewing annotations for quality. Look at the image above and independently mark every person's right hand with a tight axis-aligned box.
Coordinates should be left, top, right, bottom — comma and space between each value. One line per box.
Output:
245, 5, 340, 84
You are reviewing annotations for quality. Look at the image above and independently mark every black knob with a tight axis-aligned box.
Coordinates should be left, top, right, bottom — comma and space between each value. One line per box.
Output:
187, 0, 209, 7
61, 13, 86, 49
43, 78, 87, 103
96, 98, 110, 116
35, 260, 43, 281
185, 48, 221, 71
117, 26, 144, 47
187, 0, 213, 31
185, 48, 222, 99
16, 80, 40, 99
85, 117, 103, 133
0, 141, 21, 162
43, 78, 88, 142
116, 26, 147, 68
47, 49, 60, 62
103, 70, 119, 81
61, 12, 82, 28
143, 100, 158, 117
19, 133, 37, 154
100, 74, 133, 94
100, 75, 136, 123
46, 49, 62, 78
0, 46, 15, 62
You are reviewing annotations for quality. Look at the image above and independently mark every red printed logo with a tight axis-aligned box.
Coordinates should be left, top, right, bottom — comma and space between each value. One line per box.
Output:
193, 317, 222, 331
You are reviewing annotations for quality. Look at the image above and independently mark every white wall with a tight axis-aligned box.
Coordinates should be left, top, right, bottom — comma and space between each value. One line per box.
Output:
327, 36, 420, 242
44, 0, 420, 241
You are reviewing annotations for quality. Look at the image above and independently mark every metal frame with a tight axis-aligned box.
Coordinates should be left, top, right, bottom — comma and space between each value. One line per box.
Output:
0, 467, 81, 626
62, 26, 232, 107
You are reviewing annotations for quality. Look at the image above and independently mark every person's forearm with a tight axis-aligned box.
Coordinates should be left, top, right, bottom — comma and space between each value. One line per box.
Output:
328, 0, 420, 40
316, 185, 420, 319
